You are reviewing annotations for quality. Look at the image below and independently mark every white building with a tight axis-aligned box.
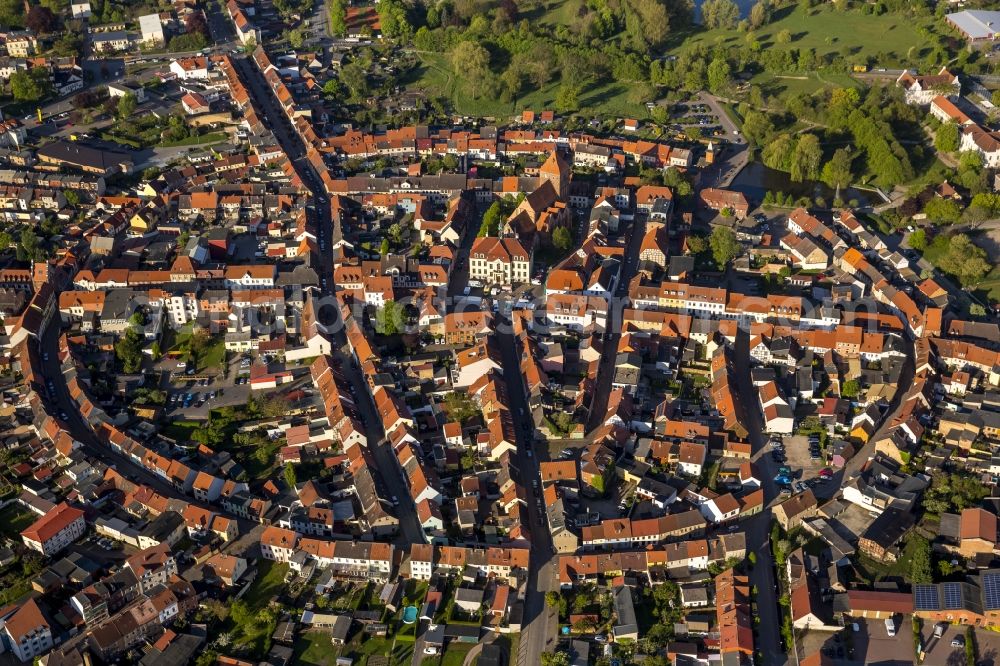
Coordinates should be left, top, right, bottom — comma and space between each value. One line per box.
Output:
138, 13, 165, 47
0, 600, 52, 663
469, 237, 531, 287
70, 0, 91, 17
20, 502, 85, 556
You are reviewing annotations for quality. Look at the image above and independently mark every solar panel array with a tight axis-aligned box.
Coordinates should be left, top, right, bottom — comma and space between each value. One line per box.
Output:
943, 582, 963, 610
914, 585, 940, 611
983, 573, 1000, 610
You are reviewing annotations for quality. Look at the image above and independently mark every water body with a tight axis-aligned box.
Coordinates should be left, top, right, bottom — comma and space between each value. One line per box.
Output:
692, 0, 758, 22
729, 161, 873, 208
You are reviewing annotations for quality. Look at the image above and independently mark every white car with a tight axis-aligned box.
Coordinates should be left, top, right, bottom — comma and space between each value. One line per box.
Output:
423, 647, 439, 656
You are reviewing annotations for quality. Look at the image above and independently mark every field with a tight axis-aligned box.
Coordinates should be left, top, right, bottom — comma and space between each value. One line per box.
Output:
408, 2, 938, 120
410, 52, 650, 120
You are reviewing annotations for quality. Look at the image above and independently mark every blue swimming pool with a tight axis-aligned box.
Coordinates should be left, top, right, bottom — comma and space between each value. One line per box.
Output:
402, 605, 418, 624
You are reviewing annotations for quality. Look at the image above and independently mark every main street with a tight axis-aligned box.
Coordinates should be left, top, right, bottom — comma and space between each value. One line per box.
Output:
231, 53, 425, 545
495, 320, 560, 666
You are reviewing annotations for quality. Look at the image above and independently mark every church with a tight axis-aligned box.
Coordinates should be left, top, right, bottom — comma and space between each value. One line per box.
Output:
503, 150, 573, 248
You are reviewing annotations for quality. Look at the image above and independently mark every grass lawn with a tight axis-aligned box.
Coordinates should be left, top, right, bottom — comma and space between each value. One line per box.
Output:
197, 335, 226, 371
243, 560, 289, 610
973, 264, 1000, 307
0, 505, 37, 540
441, 643, 475, 666
343, 635, 398, 666
224, 560, 289, 658
294, 630, 341, 666
670, 3, 935, 67
160, 131, 228, 147
160, 420, 201, 442
749, 71, 863, 105
163, 323, 193, 357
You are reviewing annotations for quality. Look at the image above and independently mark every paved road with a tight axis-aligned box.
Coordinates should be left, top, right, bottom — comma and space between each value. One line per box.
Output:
731, 327, 786, 666
585, 214, 645, 432
36, 322, 250, 527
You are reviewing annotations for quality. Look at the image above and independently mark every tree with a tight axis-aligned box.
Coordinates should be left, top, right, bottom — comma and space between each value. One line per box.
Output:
10, 69, 44, 102
820, 148, 854, 189
625, 0, 670, 50
776, 28, 792, 43
185, 11, 209, 39
701, 0, 739, 29
936, 233, 990, 286
709, 226, 740, 268
374, 300, 405, 335
479, 201, 502, 237
540, 652, 570, 666
115, 327, 144, 373
18, 226, 47, 261
322, 78, 342, 99
450, 41, 493, 99
340, 60, 369, 100
545, 591, 568, 617
908, 535, 933, 584
908, 228, 927, 251
741, 110, 773, 150
923, 197, 961, 223
552, 226, 573, 251
762, 133, 795, 172
687, 234, 708, 255
283, 463, 297, 489
970, 303, 987, 317
555, 83, 580, 113
286, 27, 307, 48
0, 231, 11, 251
935, 121, 960, 153
790, 133, 822, 182
50, 31, 81, 57
25, 5, 55, 34
380, 238, 390, 255
707, 57, 731, 94
749, 0, 770, 29
329, 0, 346, 35
376, 0, 410, 38
841, 379, 861, 398
117, 92, 136, 120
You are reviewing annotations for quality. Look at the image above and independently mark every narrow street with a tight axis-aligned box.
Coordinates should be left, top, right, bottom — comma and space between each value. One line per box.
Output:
35, 324, 249, 527
585, 215, 646, 433
732, 327, 786, 666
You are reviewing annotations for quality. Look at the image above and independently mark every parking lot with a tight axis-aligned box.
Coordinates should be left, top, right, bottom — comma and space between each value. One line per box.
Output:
921, 622, 971, 666
846, 618, 913, 666
768, 435, 833, 496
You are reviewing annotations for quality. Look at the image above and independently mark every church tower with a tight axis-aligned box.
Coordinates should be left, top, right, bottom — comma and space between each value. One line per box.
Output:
538, 150, 570, 200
